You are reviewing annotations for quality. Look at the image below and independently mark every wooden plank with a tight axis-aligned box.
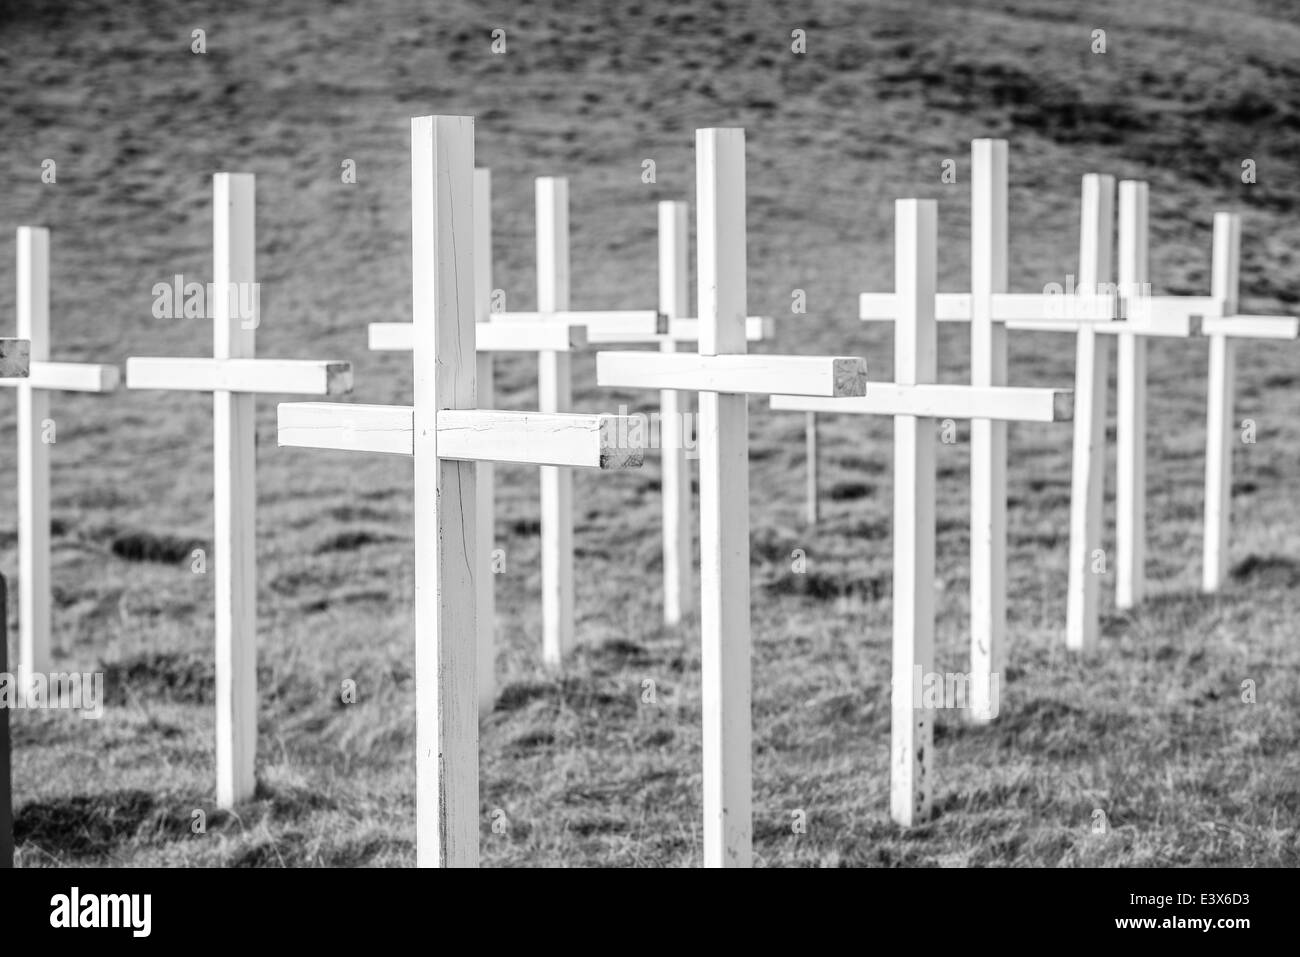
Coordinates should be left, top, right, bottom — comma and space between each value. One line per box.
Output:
771, 383, 1072, 422
1005, 316, 1194, 337
1203, 212, 1240, 593
126, 356, 352, 395
1126, 295, 1221, 325
278, 402, 415, 455
1201, 315, 1299, 340
211, 172, 258, 810
696, 127, 752, 868
411, 114, 478, 868
658, 200, 694, 626
0, 340, 29, 378
861, 292, 1114, 323
278, 403, 645, 468
891, 198, 937, 828
1066, 173, 1115, 652
1115, 180, 1148, 610
11, 361, 120, 392
535, 176, 575, 669
0, 575, 11, 868
494, 309, 666, 336
439, 411, 644, 468
596, 352, 867, 397
369, 320, 588, 353
16, 227, 51, 678
474, 167, 496, 718
969, 138, 1008, 724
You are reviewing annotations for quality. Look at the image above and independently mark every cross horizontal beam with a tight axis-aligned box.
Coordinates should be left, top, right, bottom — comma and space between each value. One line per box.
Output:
772, 383, 1073, 422
369, 320, 587, 353
588, 316, 774, 344
1201, 314, 1299, 340
861, 292, 1116, 323
0, 340, 31, 377
0, 360, 119, 392
277, 402, 645, 468
596, 352, 867, 397
494, 310, 667, 336
126, 357, 352, 395
1004, 314, 1197, 337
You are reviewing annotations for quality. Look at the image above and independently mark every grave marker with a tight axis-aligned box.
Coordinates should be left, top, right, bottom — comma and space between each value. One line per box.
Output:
596, 128, 868, 866
856, 142, 1111, 707
125, 173, 354, 807
1200, 212, 1299, 590
773, 199, 1074, 824
1, 227, 120, 679
278, 114, 646, 867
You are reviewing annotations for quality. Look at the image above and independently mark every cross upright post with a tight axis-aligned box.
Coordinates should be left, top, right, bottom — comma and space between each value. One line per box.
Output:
772, 199, 1074, 824
597, 128, 868, 866
1200, 212, 1299, 591
278, 114, 646, 866
1, 228, 119, 680
126, 174, 354, 807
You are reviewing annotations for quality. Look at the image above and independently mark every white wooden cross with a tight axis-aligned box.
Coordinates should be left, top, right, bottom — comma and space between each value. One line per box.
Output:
0, 347, 28, 870
2, 228, 120, 680
853, 141, 1112, 717
371, 168, 592, 714
370, 184, 774, 688
1200, 212, 1299, 591
773, 198, 1074, 825
1004, 180, 1220, 621
278, 114, 645, 867
125, 173, 354, 808
597, 128, 868, 867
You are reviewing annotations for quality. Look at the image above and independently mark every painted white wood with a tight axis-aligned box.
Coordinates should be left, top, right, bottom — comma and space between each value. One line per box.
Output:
1201, 315, 1298, 339
1006, 314, 1198, 337
474, 168, 496, 719
15, 227, 51, 680
969, 139, 1008, 723
440, 411, 643, 468
125, 175, 353, 810
658, 200, 694, 626
495, 309, 666, 336
695, 127, 752, 868
409, 115, 479, 868
0, 341, 30, 378
535, 177, 575, 669
1203, 212, 1240, 593
596, 352, 866, 396
5, 231, 115, 684
1066, 173, 1115, 652
1115, 180, 1149, 610
9, 361, 119, 392
1126, 295, 1221, 326
862, 292, 1114, 323
891, 198, 937, 827
210, 173, 258, 810
277, 116, 647, 867
126, 357, 351, 394
772, 383, 1072, 422
369, 320, 587, 353
278, 402, 416, 455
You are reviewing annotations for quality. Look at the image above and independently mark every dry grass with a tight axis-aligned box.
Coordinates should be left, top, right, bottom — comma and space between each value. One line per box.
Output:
0, 0, 1297, 866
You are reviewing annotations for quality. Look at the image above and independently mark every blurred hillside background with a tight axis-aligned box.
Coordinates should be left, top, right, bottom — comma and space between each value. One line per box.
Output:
0, 0, 1297, 866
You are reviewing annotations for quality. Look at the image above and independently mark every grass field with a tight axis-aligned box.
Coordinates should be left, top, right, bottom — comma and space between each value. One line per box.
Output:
1, 0, 1298, 866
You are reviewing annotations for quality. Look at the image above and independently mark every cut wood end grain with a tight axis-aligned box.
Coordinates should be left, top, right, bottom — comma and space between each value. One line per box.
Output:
0, 339, 31, 378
